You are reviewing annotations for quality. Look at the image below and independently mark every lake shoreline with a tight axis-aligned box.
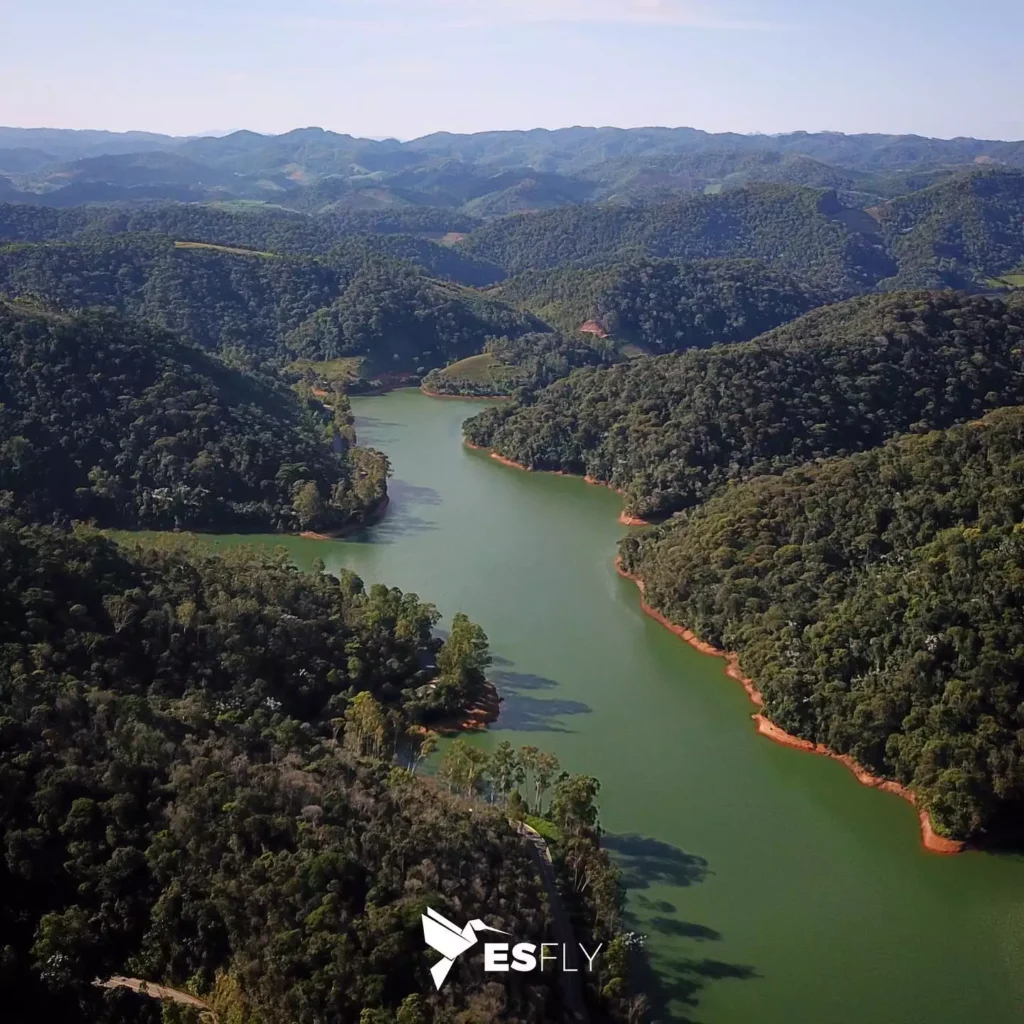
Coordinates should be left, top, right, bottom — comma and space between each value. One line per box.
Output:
423, 679, 503, 736
299, 495, 391, 541
613, 557, 966, 856
421, 386, 510, 402
464, 440, 651, 526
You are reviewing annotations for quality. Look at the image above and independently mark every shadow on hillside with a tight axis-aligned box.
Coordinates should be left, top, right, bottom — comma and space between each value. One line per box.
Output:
491, 670, 592, 733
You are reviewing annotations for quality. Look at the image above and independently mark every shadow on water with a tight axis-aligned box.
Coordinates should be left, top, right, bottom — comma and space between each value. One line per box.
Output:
604, 833, 710, 889
347, 477, 443, 545
648, 918, 723, 942
492, 670, 593, 733
638, 955, 761, 1024
388, 479, 443, 507
612, 842, 759, 1022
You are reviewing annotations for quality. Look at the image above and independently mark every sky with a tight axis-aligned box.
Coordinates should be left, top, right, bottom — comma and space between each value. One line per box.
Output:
0, 0, 1021, 141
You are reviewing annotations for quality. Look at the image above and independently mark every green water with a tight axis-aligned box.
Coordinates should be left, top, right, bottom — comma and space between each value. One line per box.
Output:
210, 390, 1024, 1024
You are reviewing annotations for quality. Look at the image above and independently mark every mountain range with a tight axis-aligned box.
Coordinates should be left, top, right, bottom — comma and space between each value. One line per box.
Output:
2, 124, 1023, 213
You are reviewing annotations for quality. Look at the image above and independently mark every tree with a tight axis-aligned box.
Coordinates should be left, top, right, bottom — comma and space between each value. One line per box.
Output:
293, 480, 325, 527
485, 741, 524, 804
533, 751, 561, 814
344, 691, 388, 759
409, 729, 438, 775
437, 739, 489, 795
551, 775, 601, 837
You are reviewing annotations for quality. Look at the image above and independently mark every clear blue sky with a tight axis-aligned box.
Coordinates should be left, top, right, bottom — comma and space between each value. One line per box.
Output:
1, 0, 1021, 141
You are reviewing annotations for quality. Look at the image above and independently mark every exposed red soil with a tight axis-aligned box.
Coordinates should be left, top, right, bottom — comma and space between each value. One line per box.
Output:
430, 679, 502, 735
412, 679, 502, 738
613, 557, 965, 855
465, 442, 650, 523
618, 510, 651, 526
94, 978, 211, 1011
579, 320, 609, 338
421, 387, 506, 401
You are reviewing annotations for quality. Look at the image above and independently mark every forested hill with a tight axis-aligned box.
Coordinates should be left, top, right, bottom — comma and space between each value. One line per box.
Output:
496, 258, 825, 351
0, 522, 628, 1023
619, 407, 1024, 841
0, 234, 535, 367
461, 185, 892, 296
0, 301, 388, 532
0, 202, 503, 285
464, 291, 1024, 518
873, 168, 1024, 289
461, 170, 1024, 295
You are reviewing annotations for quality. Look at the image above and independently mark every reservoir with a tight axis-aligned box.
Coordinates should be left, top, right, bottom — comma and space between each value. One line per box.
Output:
214, 390, 1024, 1024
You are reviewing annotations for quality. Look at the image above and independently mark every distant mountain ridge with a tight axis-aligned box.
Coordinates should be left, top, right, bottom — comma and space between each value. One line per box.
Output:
1, 124, 1022, 213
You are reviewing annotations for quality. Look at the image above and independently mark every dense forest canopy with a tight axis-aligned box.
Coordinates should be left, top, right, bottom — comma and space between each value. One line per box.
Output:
0, 234, 534, 368
619, 407, 1024, 840
461, 185, 893, 297
461, 171, 1024, 295
873, 169, 1024, 289
0, 202, 501, 284
497, 258, 824, 352
0, 522, 629, 1023
0, 301, 388, 532
421, 332, 618, 398
10, 118, 1024, 1024
464, 292, 1024, 518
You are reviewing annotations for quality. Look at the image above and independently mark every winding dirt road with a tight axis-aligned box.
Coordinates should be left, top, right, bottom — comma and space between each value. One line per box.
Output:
514, 821, 589, 1023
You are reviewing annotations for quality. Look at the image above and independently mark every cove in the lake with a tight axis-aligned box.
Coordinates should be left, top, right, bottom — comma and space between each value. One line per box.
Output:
207, 390, 1024, 1024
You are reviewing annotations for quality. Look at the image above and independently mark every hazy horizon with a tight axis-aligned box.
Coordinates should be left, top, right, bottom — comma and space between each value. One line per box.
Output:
1, 1, 1021, 143
3, 123, 1023, 145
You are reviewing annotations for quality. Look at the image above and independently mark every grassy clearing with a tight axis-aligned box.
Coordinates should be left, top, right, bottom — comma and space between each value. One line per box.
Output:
436, 352, 501, 383
524, 815, 563, 844
985, 269, 1024, 290
288, 357, 366, 385
174, 240, 277, 258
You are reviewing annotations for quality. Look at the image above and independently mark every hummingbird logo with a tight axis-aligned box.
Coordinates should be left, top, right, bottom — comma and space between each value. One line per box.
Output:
421, 907, 509, 989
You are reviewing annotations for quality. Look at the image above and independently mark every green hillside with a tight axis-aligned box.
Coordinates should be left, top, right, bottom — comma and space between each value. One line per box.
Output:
620, 407, 1024, 840
0, 301, 387, 532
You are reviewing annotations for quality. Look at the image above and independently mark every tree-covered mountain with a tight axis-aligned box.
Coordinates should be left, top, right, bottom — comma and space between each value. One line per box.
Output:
462, 170, 1024, 296
0, 301, 388, 532
0, 202, 500, 284
496, 258, 824, 351
873, 169, 1024, 289
461, 185, 895, 297
0, 520, 627, 1023
464, 291, 1024, 519
0, 234, 532, 367
423, 258, 824, 398
619, 407, 1024, 841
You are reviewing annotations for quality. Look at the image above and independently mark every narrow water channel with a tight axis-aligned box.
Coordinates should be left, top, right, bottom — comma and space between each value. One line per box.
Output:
211, 390, 1024, 1024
